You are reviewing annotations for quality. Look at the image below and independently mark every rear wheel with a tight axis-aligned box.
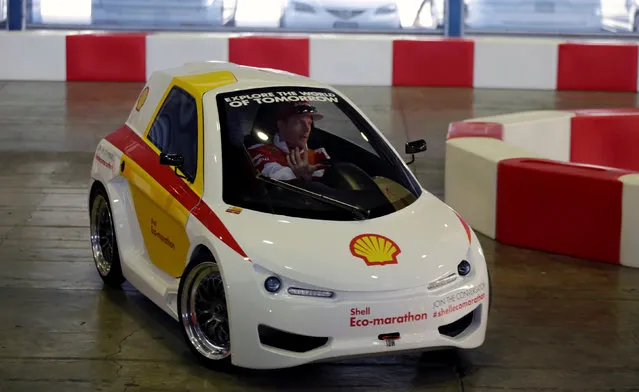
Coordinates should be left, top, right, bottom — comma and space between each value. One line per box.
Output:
178, 259, 232, 369
89, 187, 125, 288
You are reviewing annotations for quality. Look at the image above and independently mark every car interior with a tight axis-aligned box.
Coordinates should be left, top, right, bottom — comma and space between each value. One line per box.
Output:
243, 102, 401, 181
220, 100, 417, 219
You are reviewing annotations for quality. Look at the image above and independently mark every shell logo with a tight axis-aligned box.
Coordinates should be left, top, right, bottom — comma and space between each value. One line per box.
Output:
135, 87, 149, 112
350, 234, 401, 266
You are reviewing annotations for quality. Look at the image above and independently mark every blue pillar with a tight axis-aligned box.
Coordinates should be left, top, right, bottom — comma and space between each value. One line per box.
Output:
444, 0, 463, 37
8, 0, 24, 30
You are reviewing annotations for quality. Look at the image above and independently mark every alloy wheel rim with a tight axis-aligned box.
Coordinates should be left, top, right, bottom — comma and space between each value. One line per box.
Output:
90, 194, 115, 277
181, 262, 231, 360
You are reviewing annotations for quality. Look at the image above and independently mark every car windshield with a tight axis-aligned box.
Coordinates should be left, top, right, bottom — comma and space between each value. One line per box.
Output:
217, 86, 422, 221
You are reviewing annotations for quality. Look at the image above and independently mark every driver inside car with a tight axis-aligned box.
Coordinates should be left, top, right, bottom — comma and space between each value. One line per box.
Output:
248, 101, 331, 182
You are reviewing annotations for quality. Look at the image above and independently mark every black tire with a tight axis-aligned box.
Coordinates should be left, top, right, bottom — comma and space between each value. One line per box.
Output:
89, 186, 125, 288
177, 258, 233, 370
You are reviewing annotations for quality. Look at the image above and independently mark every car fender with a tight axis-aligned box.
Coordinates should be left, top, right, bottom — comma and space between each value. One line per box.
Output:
184, 204, 251, 277
88, 138, 126, 227
88, 138, 129, 245
184, 209, 257, 362
90, 139, 123, 185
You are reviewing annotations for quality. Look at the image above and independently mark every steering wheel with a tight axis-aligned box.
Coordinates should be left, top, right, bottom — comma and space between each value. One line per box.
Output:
320, 161, 379, 192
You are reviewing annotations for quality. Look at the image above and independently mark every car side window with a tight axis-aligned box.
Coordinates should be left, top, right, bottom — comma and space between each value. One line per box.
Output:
147, 86, 198, 182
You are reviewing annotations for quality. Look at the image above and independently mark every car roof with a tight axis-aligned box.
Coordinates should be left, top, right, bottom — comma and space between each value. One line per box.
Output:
125, 61, 331, 136
165, 61, 321, 86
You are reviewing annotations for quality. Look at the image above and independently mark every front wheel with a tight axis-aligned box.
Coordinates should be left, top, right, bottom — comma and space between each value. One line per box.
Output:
178, 259, 232, 369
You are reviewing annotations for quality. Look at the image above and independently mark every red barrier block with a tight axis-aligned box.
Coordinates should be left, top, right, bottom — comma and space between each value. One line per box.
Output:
571, 113, 639, 172
228, 36, 309, 77
557, 43, 638, 92
495, 158, 631, 264
66, 33, 147, 82
392, 38, 474, 87
446, 121, 503, 140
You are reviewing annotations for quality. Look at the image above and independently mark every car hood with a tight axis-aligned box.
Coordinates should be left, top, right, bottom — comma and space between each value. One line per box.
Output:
216, 192, 473, 292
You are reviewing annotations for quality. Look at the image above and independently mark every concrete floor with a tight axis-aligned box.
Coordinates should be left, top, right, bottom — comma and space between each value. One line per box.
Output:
1, 81, 639, 391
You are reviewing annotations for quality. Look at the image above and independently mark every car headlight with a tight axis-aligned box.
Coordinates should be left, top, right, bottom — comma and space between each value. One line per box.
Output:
288, 287, 334, 298
427, 272, 458, 290
260, 269, 335, 298
264, 276, 282, 293
457, 260, 472, 276
293, 1, 314, 13
376, 4, 397, 14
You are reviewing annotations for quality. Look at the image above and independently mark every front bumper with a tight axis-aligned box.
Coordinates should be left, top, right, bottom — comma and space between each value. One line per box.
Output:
220, 249, 489, 369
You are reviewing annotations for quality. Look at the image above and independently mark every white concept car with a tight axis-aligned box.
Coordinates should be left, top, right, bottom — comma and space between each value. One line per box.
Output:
88, 61, 491, 370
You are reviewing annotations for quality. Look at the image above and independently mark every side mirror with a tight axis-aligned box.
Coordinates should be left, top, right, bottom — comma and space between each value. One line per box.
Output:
159, 153, 191, 181
406, 139, 427, 154
405, 139, 427, 165
160, 152, 184, 167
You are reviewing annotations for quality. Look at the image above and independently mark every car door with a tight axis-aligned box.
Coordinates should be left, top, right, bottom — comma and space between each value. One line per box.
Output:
123, 83, 203, 278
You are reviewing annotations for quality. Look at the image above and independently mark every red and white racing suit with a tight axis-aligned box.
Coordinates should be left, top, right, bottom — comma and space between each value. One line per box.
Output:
248, 134, 330, 181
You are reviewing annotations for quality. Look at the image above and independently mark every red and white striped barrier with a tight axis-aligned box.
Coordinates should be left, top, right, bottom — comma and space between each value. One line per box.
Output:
445, 108, 639, 268
1, 30, 639, 91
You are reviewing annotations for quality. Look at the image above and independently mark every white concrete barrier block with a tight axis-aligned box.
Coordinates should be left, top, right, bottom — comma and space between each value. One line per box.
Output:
309, 35, 393, 86
465, 110, 574, 162
0, 31, 67, 81
473, 37, 559, 90
619, 173, 639, 268
444, 137, 544, 239
146, 33, 229, 80
501, 111, 573, 162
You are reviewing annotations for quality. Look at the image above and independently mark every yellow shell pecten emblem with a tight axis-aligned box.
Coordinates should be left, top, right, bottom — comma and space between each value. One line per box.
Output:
350, 234, 401, 266
135, 86, 149, 112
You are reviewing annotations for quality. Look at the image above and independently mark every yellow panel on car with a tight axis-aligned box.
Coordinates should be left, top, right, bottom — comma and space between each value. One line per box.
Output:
175, 70, 238, 97
122, 157, 191, 278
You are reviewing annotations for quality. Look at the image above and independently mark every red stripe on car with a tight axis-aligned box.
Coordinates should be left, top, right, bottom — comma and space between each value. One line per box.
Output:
105, 124, 249, 259
454, 211, 472, 245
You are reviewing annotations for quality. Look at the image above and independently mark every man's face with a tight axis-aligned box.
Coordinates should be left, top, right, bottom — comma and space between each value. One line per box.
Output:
278, 114, 312, 150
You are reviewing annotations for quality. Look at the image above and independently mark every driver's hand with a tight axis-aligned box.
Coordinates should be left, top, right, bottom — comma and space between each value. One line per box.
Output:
287, 148, 318, 181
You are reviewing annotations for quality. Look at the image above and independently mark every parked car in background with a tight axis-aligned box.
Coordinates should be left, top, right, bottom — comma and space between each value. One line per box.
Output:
91, 0, 237, 27
233, 0, 287, 28
281, 0, 402, 29
412, 0, 447, 28
600, 0, 639, 32
464, 0, 602, 32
